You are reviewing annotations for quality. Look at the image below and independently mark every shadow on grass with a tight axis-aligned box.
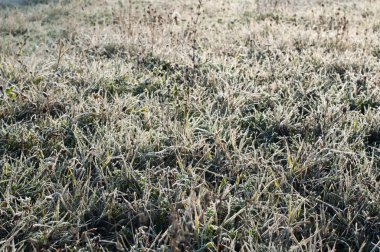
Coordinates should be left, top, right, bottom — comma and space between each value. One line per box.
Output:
0, 0, 57, 7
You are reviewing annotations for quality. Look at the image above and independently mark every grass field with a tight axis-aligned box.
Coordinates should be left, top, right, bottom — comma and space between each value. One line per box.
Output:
1, 0, 380, 251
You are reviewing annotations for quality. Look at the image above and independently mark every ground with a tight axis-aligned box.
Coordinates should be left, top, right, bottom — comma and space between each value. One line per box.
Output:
0, 0, 380, 251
